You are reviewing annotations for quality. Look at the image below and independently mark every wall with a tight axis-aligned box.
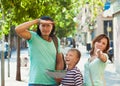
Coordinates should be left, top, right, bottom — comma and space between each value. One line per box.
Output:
112, 0, 120, 74
113, 13, 120, 74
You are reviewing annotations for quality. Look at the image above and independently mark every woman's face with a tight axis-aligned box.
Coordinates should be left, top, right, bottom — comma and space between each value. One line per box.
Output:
39, 20, 53, 36
94, 38, 108, 51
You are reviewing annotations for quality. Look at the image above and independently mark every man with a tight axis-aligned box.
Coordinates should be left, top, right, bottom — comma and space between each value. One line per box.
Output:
15, 16, 64, 86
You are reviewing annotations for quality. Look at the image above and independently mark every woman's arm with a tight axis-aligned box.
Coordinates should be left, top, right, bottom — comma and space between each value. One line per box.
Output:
97, 50, 107, 62
15, 19, 39, 40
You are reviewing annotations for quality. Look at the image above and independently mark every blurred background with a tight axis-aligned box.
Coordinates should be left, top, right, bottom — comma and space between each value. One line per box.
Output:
0, 0, 120, 86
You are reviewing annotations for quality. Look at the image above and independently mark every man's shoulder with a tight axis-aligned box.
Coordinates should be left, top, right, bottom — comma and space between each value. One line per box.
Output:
52, 36, 59, 39
29, 31, 36, 34
52, 36, 60, 42
29, 31, 39, 38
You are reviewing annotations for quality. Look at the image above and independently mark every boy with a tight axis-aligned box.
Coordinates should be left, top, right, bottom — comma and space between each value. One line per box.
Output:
61, 48, 83, 86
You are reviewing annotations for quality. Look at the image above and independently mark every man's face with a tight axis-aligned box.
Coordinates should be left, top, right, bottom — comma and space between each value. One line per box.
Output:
39, 21, 53, 36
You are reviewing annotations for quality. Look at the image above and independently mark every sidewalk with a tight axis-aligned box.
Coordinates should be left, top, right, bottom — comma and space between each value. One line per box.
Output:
1, 45, 120, 86
105, 63, 120, 86
2, 61, 28, 86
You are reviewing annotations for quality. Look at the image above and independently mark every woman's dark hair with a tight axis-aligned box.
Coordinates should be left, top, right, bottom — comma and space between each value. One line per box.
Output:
90, 34, 110, 55
36, 16, 55, 37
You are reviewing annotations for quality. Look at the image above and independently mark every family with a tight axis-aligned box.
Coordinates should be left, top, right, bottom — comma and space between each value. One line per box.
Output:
15, 16, 110, 86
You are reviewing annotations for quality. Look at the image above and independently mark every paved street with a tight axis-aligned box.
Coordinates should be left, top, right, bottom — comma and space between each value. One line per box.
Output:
0, 45, 120, 86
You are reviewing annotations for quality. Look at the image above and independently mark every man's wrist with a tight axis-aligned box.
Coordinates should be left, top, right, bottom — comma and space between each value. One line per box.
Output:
37, 19, 40, 24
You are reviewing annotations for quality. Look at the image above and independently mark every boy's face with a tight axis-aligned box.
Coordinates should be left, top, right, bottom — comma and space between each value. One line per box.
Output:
65, 51, 78, 66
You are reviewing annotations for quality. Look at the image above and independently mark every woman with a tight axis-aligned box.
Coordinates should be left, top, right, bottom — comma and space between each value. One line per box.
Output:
84, 34, 110, 86
15, 16, 64, 86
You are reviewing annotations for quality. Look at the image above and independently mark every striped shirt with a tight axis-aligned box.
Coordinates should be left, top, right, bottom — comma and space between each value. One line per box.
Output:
61, 67, 83, 86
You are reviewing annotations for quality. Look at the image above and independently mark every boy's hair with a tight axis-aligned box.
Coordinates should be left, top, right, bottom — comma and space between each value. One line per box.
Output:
68, 48, 81, 64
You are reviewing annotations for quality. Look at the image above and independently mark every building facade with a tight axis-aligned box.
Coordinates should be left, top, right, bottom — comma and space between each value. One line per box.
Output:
111, 0, 120, 74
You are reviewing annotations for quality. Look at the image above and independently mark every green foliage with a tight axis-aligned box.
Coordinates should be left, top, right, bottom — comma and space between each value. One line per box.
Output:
0, 0, 105, 38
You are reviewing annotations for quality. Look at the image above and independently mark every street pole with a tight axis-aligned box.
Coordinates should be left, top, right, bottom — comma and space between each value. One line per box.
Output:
0, 0, 5, 85
8, 33, 11, 77
1, 35, 5, 86
7, 11, 12, 77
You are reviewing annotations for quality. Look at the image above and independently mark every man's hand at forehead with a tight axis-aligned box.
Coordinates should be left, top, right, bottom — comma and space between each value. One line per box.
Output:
39, 19, 54, 24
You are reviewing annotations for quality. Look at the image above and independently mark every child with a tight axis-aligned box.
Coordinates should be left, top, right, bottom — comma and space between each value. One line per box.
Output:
61, 48, 83, 86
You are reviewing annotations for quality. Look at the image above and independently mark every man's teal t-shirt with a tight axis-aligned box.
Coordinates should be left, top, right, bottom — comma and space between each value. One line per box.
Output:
27, 31, 61, 84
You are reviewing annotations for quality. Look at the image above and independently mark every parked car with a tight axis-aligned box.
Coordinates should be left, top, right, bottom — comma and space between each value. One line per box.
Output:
86, 43, 91, 52
108, 40, 114, 63
0, 42, 11, 59
66, 37, 76, 48
108, 47, 114, 63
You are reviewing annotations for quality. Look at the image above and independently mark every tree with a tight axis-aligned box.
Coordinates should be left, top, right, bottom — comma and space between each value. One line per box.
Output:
16, 36, 21, 80
1, 0, 81, 37
75, 0, 105, 31
1, 0, 105, 37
